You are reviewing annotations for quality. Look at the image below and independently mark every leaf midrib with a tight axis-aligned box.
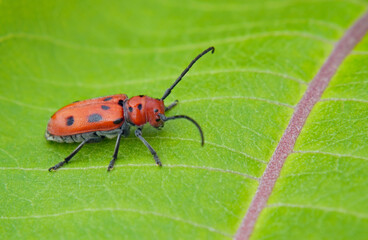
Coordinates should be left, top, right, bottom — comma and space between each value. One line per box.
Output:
235, 9, 368, 240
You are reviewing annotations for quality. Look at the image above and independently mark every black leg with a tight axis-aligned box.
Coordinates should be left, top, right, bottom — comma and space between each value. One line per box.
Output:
165, 100, 179, 112
49, 138, 92, 171
107, 129, 124, 171
135, 128, 162, 166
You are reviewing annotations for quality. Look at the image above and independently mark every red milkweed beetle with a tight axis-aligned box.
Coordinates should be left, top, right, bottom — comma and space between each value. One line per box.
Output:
46, 47, 215, 171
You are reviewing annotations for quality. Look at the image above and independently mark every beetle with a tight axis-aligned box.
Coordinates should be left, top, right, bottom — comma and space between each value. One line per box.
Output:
45, 46, 215, 171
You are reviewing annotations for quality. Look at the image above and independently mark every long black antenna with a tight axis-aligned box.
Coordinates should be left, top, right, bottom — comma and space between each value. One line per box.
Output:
158, 114, 204, 146
161, 46, 215, 101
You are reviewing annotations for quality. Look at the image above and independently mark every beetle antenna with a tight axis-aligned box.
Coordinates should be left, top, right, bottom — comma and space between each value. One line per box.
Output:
161, 46, 215, 101
158, 114, 204, 146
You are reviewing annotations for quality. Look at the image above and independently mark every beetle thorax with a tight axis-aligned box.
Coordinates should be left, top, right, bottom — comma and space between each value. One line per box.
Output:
125, 96, 165, 127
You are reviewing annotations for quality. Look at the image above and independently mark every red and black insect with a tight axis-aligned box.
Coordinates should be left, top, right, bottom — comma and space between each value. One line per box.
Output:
46, 47, 214, 171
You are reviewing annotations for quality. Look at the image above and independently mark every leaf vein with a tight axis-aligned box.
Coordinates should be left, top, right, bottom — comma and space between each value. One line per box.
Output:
267, 203, 368, 220
0, 31, 334, 55
0, 164, 259, 180
293, 150, 368, 161
320, 97, 368, 104
0, 208, 232, 237
180, 96, 295, 109
12, 67, 307, 89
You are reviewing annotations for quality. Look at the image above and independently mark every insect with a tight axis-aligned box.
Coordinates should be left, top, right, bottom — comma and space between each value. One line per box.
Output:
45, 47, 215, 171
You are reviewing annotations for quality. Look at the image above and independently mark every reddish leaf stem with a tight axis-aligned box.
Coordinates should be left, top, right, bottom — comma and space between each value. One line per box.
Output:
235, 11, 368, 240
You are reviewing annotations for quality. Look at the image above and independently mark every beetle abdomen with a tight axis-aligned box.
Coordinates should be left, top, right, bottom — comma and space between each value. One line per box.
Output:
45, 128, 123, 143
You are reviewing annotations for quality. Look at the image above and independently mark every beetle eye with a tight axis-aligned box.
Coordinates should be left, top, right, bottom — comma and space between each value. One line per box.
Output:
155, 118, 160, 122
154, 109, 158, 113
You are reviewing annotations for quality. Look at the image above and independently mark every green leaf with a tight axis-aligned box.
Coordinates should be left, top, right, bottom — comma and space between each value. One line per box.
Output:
0, 0, 367, 239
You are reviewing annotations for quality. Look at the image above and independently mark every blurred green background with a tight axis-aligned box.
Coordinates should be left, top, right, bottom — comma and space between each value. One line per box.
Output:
0, 0, 368, 239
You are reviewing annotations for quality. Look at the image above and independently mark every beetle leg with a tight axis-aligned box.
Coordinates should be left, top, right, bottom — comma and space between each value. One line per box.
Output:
135, 128, 162, 166
164, 100, 179, 112
107, 128, 124, 171
48, 138, 98, 171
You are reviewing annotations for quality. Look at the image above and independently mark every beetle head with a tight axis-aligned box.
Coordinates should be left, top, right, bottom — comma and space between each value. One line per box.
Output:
146, 98, 165, 128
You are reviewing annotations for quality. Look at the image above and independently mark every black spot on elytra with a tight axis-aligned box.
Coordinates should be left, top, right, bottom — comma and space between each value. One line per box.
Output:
139, 95, 144, 97
101, 105, 110, 110
66, 116, 74, 126
113, 118, 124, 124
154, 109, 158, 113
129, 107, 133, 112
118, 100, 124, 107
103, 97, 112, 101
88, 113, 102, 123
138, 104, 142, 110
